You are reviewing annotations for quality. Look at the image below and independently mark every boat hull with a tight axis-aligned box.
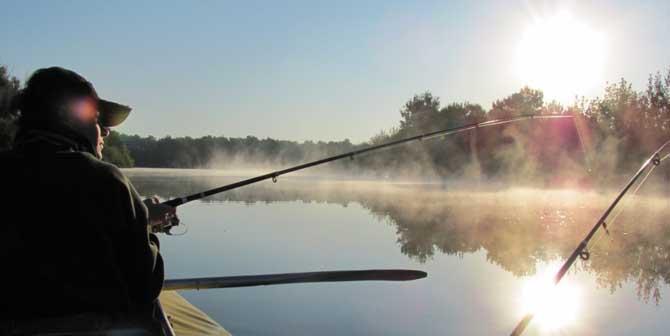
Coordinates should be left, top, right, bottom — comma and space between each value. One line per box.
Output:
159, 291, 230, 336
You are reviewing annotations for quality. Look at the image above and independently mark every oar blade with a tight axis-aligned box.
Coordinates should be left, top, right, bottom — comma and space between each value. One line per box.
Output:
164, 269, 427, 291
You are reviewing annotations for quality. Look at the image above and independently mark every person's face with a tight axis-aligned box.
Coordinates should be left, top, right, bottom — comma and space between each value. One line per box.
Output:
95, 124, 110, 158
69, 97, 110, 158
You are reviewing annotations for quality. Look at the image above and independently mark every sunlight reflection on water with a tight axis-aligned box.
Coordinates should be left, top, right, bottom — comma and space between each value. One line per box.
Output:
519, 262, 582, 332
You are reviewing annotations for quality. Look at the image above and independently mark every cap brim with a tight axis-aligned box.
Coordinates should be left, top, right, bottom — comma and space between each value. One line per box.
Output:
98, 99, 131, 127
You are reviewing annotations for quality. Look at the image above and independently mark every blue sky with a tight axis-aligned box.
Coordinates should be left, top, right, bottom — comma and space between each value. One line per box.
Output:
2, 0, 668, 142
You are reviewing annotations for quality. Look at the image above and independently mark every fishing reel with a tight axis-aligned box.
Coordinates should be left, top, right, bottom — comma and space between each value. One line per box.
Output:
151, 213, 186, 235
145, 196, 187, 235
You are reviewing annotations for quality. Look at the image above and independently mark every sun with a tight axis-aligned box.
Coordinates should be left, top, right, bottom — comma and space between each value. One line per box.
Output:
516, 12, 606, 103
519, 262, 582, 332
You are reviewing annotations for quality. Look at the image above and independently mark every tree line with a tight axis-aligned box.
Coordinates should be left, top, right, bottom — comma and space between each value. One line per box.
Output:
1, 65, 669, 185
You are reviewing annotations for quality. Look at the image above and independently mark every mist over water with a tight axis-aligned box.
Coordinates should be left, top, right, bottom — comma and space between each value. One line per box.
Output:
128, 169, 670, 335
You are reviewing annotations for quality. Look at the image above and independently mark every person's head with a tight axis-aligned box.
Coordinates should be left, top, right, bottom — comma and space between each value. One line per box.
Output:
13, 67, 131, 158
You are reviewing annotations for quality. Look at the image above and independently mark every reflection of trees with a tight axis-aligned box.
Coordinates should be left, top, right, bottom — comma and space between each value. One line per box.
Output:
129, 173, 670, 303
585, 201, 670, 304
359, 189, 593, 276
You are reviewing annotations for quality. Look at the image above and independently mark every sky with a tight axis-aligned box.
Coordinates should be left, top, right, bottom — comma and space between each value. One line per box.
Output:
2, 0, 669, 143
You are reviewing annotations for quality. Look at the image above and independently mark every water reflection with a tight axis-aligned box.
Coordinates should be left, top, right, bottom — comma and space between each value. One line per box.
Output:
127, 169, 670, 305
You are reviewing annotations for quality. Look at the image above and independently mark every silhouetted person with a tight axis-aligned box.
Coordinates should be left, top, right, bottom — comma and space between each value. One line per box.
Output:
0, 67, 177, 334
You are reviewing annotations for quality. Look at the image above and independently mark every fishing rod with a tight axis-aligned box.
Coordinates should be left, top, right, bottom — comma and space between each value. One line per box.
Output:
163, 269, 427, 291
159, 114, 573, 214
509, 139, 670, 336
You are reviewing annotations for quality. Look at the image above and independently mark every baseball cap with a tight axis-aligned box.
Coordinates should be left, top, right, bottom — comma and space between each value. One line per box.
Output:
19, 67, 131, 127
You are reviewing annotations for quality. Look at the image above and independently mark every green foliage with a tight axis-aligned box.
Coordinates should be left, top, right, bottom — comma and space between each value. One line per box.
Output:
102, 130, 134, 167
489, 86, 544, 119
0, 66, 20, 150
580, 71, 670, 172
361, 71, 670, 183
398, 92, 441, 134
119, 133, 359, 169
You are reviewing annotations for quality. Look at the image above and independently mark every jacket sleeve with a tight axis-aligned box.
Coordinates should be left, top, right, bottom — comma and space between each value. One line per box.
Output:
103, 168, 164, 312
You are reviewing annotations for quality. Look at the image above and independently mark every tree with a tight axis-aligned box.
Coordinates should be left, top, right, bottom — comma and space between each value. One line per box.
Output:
440, 102, 486, 126
640, 69, 670, 143
398, 92, 441, 134
102, 131, 134, 167
489, 86, 544, 119
0, 66, 20, 150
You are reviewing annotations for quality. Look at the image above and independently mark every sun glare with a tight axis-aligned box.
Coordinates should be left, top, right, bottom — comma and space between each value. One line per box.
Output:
519, 262, 582, 332
516, 12, 606, 103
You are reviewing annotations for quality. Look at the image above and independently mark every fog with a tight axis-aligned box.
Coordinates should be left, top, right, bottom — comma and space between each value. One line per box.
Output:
127, 167, 670, 304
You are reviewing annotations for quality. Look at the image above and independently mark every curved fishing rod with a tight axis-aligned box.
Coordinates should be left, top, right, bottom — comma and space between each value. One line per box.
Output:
161, 114, 573, 211
510, 139, 670, 336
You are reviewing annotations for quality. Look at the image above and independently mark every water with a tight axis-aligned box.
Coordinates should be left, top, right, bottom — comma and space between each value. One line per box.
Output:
126, 168, 670, 335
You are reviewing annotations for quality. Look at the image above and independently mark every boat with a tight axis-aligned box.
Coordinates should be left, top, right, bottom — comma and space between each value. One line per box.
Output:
155, 270, 426, 335
158, 291, 230, 336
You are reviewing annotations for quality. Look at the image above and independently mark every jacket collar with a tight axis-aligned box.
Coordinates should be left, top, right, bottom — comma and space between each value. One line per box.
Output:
13, 128, 94, 155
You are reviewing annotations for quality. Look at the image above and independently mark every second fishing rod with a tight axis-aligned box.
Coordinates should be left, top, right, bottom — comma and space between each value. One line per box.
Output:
156, 114, 575, 232
509, 139, 670, 336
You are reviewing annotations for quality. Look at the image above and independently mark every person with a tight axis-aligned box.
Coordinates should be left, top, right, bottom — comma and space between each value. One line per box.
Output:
0, 67, 177, 333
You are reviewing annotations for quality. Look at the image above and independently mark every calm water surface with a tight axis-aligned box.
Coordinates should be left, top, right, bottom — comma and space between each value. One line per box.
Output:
126, 168, 670, 336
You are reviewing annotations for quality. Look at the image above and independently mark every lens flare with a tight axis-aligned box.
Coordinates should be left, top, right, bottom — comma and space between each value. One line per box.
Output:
70, 97, 99, 123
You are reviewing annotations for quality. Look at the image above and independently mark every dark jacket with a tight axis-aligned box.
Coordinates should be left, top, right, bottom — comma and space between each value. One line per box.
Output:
0, 130, 164, 321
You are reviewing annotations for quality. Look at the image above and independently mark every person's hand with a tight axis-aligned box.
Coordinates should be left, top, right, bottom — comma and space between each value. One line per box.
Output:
143, 196, 179, 232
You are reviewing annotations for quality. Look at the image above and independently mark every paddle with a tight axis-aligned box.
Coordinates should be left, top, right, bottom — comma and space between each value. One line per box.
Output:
163, 269, 427, 291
